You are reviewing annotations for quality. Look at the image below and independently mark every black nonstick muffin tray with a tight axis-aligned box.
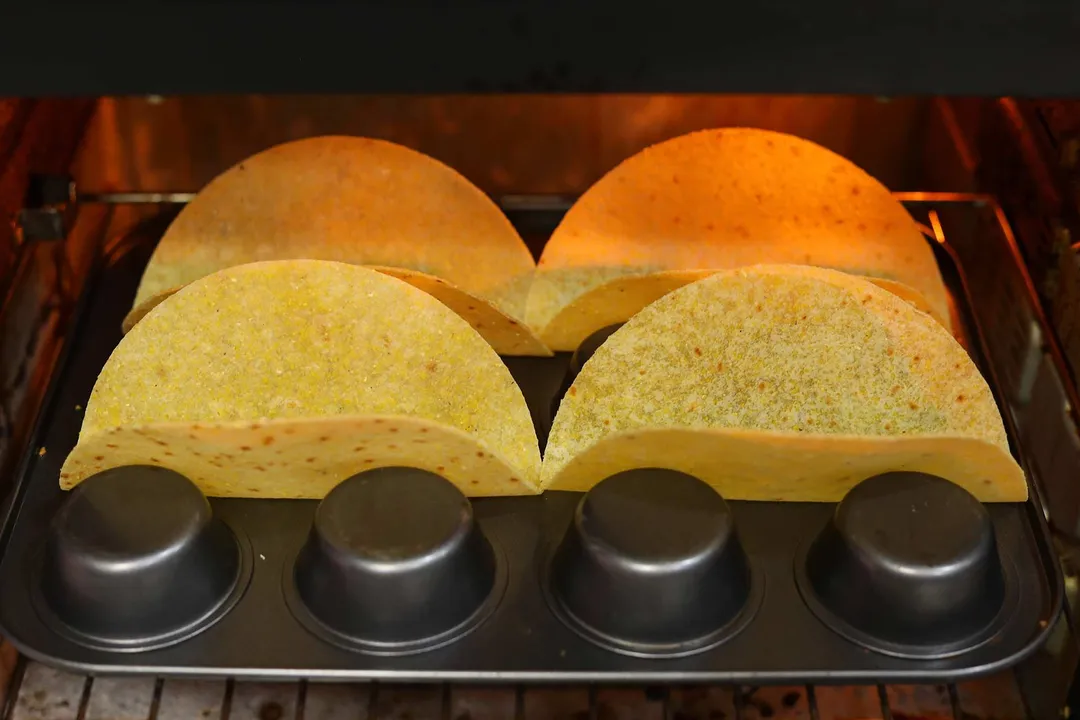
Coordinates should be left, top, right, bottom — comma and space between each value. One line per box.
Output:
0, 208, 1063, 683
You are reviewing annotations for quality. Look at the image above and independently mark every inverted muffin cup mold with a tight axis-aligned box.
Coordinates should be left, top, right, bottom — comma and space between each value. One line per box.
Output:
795, 471, 1020, 659
284, 467, 506, 656
33, 466, 251, 652
544, 468, 763, 658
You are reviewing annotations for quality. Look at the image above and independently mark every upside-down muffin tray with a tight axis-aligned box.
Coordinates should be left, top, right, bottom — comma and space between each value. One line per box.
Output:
0, 204, 1063, 683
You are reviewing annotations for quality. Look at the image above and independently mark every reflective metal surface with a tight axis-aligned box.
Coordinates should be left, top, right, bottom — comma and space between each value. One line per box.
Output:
71, 96, 928, 197
289, 468, 500, 655
798, 472, 1011, 659
38, 466, 247, 650
549, 469, 757, 657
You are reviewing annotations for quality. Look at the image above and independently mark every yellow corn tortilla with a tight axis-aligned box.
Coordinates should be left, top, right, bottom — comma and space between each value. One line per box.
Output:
63, 260, 541, 497
537, 269, 949, 352
527, 127, 953, 350
122, 266, 551, 357
125, 135, 547, 356
544, 428, 1025, 503
62, 417, 536, 498
542, 264, 1025, 502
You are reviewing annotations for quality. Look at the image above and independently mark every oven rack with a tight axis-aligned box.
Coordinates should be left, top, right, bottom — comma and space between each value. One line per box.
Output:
0, 653, 1037, 720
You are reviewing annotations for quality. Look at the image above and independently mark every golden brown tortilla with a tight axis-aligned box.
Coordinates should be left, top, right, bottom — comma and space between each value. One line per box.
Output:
527, 128, 952, 350
126, 136, 548, 356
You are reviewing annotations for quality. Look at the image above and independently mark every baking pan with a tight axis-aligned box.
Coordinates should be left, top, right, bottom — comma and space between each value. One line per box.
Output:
0, 200, 1062, 682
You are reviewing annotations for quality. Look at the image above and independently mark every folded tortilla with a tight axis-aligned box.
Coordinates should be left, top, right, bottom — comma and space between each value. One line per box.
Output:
124, 136, 549, 356
535, 270, 949, 352
526, 128, 953, 351
63, 260, 542, 497
542, 265, 1025, 502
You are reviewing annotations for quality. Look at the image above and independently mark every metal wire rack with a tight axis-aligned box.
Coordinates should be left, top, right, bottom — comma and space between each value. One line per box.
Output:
0, 650, 1033, 720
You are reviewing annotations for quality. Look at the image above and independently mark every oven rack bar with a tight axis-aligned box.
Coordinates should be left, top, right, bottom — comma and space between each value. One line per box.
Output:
0, 652, 1032, 720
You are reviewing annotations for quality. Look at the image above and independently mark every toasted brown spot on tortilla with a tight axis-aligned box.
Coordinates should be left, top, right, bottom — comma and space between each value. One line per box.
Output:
263, 436, 275, 445
425, 360, 438, 372
306, 457, 316, 463
694, 347, 702, 356
437, 465, 446, 472
957, 394, 966, 403
240, 446, 252, 452
569, 386, 577, 396
106, 443, 119, 449
94, 455, 104, 461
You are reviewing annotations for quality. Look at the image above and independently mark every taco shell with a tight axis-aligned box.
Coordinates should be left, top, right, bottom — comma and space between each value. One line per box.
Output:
537, 269, 949, 352
125, 136, 547, 356
542, 264, 1025, 502
63, 260, 541, 497
122, 266, 550, 357
527, 128, 952, 350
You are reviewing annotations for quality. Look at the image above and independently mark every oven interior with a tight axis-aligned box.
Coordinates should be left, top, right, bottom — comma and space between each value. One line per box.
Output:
1, 94, 1080, 718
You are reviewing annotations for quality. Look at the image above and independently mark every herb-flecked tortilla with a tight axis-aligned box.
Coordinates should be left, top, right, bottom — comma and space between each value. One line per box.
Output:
542, 265, 1024, 502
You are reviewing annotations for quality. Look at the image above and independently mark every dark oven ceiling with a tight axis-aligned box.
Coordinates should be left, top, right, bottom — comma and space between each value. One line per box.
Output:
1, 1, 1079, 96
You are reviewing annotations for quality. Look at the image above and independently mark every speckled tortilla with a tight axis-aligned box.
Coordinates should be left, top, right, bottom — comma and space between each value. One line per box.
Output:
543, 428, 1025, 502
542, 265, 1024, 502
536, 269, 950, 352
123, 266, 552, 357
526, 128, 952, 350
63, 260, 541, 497
62, 416, 538, 497
125, 136, 546, 356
